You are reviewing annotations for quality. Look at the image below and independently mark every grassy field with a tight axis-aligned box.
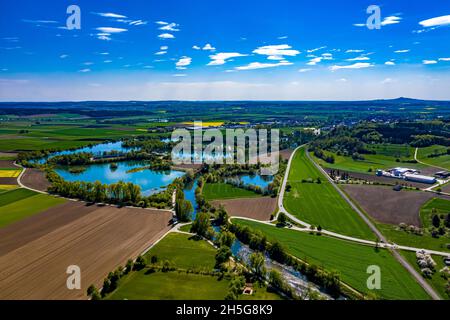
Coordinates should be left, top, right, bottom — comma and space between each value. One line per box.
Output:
203, 183, 260, 200
401, 251, 449, 300
232, 218, 430, 300
416, 145, 450, 170
107, 271, 231, 300
143, 233, 217, 270
284, 147, 374, 240
0, 188, 37, 207
0, 191, 66, 228
312, 144, 425, 174
420, 198, 450, 229
0, 169, 21, 178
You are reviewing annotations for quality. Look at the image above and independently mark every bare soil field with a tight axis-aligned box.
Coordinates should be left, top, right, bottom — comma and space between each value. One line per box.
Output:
0, 177, 17, 185
0, 152, 18, 158
0, 201, 172, 300
20, 168, 50, 192
342, 184, 449, 226
171, 163, 202, 171
0, 160, 17, 168
211, 197, 277, 221
280, 149, 293, 161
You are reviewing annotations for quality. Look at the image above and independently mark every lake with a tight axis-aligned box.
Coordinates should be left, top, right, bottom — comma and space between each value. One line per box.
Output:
55, 161, 184, 196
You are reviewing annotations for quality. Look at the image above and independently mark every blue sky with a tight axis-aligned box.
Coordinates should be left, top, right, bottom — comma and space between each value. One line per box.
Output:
0, 0, 449, 101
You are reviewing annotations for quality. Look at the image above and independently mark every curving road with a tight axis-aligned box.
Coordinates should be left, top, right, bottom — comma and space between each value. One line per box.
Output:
276, 145, 443, 300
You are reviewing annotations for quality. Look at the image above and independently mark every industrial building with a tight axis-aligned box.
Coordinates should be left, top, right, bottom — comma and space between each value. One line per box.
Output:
376, 167, 437, 184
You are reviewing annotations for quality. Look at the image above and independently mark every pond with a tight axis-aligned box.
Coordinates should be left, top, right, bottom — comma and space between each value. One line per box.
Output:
35, 141, 135, 164
55, 161, 184, 196
239, 174, 273, 188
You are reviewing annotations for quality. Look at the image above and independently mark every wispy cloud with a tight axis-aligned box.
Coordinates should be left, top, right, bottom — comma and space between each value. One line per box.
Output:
307, 46, 326, 53
235, 61, 292, 70
94, 12, 127, 19
422, 60, 437, 65
59, 54, 68, 59
298, 68, 312, 73
381, 15, 402, 26
176, 56, 192, 69
329, 62, 373, 71
96, 27, 127, 33
394, 49, 410, 53
385, 61, 395, 65
203, 44, 216, 51
346, 56, 370, 61
159, 22, 180, 32
253, 44, 300, 60
79, 68, 91, 73
207, 52, 248, 66
22, 19, 58, 24
158, 33, 175, 39
419, 15, 450, 27
345, 49, 364, 53
439, 57, 450, 61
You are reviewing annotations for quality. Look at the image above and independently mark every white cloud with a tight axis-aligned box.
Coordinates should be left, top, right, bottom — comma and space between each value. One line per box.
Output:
298, 68, 312, 73
385, 61, 395, 65
381, 78, 394, 84
83, 62, 94, 66
97, 34, 111, 41
253, 44, 300, 60
381, 15, 402, 26
321, 53, 333, 60
235, 61, 292, 70
278, 36, 288, 40
159, 22, 180, 32
346, 49, 364, 53
329, 62, 373, 71
96, 27, 127, 33
394, 49, 410, 53
419, 15, 450, 27
95, 13, 127, 19
423, 60, 437, 65
176, 56, 192, 69
346, 56, 370, 61
307, 46, 326, 53
160, 46, 168, 50
104, 60, 112, 63
192, 45, 201, 50
59, 54, 68, 59
353, 23, 366, 27
173, 74, 187, 77
22, 19, 58, 24
202, 43, 216, 51
207, 52, 248, 66
158, 33, 175, 39
307, 57, 322, 65
129, 20, 147, 26
156, 21, 168, 25
438, 57, 450, 61
79, 68, 91, 73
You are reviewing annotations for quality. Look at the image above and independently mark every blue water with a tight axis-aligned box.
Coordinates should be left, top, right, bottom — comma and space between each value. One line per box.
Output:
36, 141, 134, 163
240, 174, 274, 188
183, 179, 199, 220
55, 161, 184, 196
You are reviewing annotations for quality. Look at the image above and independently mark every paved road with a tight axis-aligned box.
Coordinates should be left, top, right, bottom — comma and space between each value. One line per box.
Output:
276, 145, 443, 300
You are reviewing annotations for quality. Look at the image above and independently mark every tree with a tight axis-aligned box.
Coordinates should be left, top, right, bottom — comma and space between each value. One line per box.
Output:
268, 269, 284, 290
432, 214, 441, 228
217, 230, 235, 248
215, 246, 232, 268
277, 212, 287, 226
249, 252, 266, 279
134, 255, 146, 270
269, 241, 287, 263
215, 205, 229, 226
191, 211, 211, 237
87, 284, 101, 300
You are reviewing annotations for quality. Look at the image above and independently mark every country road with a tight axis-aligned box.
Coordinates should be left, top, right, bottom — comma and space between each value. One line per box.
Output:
276, 145, 443, 300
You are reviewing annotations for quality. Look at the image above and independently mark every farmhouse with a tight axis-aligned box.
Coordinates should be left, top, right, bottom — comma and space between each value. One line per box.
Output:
376, 167, 437, 184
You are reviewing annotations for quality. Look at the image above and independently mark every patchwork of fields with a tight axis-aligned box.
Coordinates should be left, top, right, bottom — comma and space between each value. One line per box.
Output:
284, 147, 374, 239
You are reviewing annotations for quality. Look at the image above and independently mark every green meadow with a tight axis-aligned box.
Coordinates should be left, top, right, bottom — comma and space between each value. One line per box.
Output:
416, 145, 450, 170
284, 147, 374, 240
203, 183, 260, 200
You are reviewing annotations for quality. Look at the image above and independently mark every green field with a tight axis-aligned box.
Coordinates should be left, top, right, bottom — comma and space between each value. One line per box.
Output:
233, 218, 430, 300
0, 190, 66, 228
107, 271, 231, 300
0, 188, 37, 207
401, 251, 449, 300
203, 183, 260, 200
420, 198, 450, 229
284, 147, 374, 239
143, 233, 217, 270
312, 144, 424, 174
416, 145, 450, 170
